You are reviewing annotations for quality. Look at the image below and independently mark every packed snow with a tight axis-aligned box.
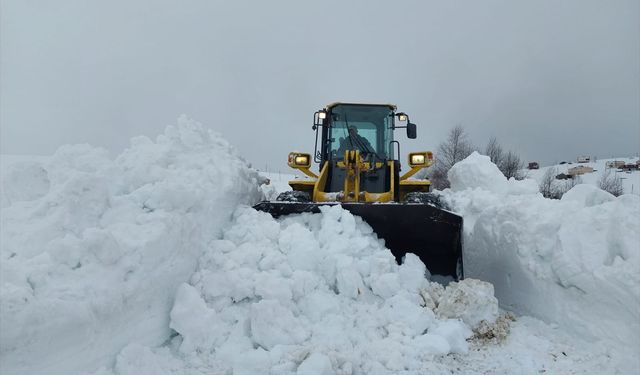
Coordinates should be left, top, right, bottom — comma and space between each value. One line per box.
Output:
1, 126, 638, 374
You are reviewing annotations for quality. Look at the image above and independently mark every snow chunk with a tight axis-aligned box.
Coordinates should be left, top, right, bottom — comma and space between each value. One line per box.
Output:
250, 299, 310, 349
336, 265, 365, 299
169, 283, 219, 353
448, 152, 508, 193
430, 320, 473, 354
1, 160, 50, 205
297, 353, 334, 375
413, 333, 451, 355
112, 344, 186, 375
560, 183, 615, 206
399, 253, 430, 292
436, 279, 499, 329
370, 272, 402, 298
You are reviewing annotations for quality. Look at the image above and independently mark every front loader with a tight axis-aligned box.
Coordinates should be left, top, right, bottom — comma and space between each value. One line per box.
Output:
254, 102, 463, 281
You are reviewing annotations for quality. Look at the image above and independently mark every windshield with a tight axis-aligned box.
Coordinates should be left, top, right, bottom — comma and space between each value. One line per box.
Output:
328, 104, 394, 160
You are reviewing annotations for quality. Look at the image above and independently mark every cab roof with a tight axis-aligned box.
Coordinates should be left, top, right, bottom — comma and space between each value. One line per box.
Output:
326, 102, 397, 111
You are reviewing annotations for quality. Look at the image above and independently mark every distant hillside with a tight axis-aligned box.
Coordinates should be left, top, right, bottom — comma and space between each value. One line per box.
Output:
525, 157, 640, 196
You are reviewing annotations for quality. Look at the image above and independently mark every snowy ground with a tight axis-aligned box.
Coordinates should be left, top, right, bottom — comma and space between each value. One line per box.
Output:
1, 122, 638, 374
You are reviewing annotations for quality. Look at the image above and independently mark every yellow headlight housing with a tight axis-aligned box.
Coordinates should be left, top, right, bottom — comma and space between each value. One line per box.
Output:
288, 152, 311, 168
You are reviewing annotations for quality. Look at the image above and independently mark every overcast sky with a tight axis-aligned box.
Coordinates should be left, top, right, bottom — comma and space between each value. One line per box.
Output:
1, 0, 638, 170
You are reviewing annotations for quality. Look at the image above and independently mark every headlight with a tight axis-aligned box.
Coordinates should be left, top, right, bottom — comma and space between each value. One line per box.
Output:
288, 152, 311, 168
318, 111, 327, 119
398, 114, 408, 122
295, 155, 309, 166
411, 154, 425, 165
409, 152, 431, 167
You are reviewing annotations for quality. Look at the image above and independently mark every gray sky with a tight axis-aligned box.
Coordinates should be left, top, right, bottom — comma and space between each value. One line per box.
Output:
1, 0, 639, 170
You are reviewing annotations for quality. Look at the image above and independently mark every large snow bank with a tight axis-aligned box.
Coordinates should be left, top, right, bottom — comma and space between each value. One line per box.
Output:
96, 205, 499, 375
0, 116, 263, 375
442, 152, 640, 369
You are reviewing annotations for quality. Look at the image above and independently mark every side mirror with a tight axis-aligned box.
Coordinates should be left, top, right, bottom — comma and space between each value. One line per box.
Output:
407, 123, 417, 139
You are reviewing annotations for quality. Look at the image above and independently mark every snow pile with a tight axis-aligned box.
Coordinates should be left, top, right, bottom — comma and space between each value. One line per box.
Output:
99, 205, 499, 375
0, 116, 263, 375
442, 152, 640, 369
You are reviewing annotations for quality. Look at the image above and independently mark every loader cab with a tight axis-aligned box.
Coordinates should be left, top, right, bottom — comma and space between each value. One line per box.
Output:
309, 103, 419, 197
325, 104, 394, 161
313, 103, 415, 166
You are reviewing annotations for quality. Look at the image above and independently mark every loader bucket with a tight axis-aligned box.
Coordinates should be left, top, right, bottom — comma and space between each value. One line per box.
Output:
253, 202, 464, 281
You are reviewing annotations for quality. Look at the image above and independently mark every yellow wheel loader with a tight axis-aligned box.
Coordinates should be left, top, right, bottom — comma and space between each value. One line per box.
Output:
254, 102, 463, 281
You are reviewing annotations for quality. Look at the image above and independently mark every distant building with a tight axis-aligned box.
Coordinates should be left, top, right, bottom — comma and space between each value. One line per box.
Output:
577, 156, 591, 163
568, 165, 594, 176
606, 161, 625, 168
528, 162, 539, 170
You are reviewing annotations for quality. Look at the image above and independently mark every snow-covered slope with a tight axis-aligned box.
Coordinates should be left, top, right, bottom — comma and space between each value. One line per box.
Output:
2, 130, 638, 374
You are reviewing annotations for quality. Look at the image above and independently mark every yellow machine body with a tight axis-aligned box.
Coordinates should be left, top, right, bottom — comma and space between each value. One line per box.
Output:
254, 102, 464, 281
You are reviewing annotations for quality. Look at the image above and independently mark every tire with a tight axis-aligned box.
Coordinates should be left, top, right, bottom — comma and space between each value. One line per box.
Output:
276, 190, 311, 202
404, 192, 449, 210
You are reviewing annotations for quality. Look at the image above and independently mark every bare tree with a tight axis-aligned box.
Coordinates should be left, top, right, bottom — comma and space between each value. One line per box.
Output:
500, 150, 524, 180
485, 137, 504, 167
484, 137, 525, 180
539, 167, 580, 199
539, 167, 558, 198
425, 166, 448, 190
598, 169, 624, 196
430, 125, 475, 189
557, 175, 581, 198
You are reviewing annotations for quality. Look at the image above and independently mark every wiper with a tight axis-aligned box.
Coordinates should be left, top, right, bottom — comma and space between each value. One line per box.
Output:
352, 134, 373, 154
343, 115, 385, 163
343, 115, 355, 150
